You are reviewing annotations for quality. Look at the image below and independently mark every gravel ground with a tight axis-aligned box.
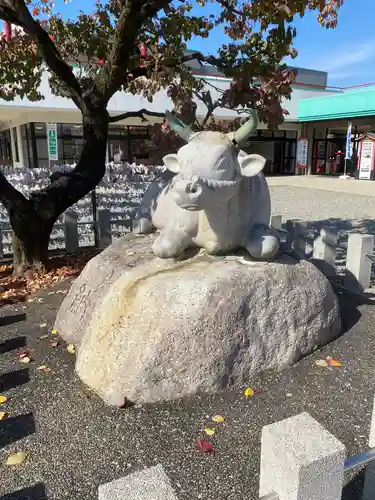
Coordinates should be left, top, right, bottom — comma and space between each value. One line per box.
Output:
0, 283, 374, 500
1, 184, 375, 500
270, 186, 375, 233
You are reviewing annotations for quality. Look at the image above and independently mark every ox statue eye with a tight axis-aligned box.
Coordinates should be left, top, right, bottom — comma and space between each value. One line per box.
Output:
190, 184, 197, 193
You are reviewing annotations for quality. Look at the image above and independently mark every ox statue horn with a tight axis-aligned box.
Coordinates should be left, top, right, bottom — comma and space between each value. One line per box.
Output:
231, 108, 259, 145
165, 110, 194, 142
165, 108, 259, 146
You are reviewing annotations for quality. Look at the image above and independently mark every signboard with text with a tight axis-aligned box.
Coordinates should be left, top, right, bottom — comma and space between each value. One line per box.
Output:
359, 140, 374, 180
47, 122, 58, 161
296, 138, 308, 168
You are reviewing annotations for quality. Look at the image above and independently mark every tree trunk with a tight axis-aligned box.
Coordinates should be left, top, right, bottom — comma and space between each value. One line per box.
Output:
10, 205, 55, 277
0, 105, 109, 277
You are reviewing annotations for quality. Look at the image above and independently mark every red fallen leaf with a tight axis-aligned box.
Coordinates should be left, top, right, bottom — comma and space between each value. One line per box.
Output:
15, 350, 28, 358
196, 440, 214, 453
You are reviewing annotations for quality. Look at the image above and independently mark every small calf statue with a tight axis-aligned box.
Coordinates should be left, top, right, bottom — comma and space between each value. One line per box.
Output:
151, 110, 280, 261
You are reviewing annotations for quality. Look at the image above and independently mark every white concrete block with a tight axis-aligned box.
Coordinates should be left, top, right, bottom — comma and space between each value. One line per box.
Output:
346, 233, 374, 291
259, 412, 346, 500
98, 464, 178, 500
369, 394, 375, 448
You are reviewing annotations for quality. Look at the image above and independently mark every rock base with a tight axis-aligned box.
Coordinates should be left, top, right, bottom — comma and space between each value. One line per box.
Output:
55, 235, 341, 405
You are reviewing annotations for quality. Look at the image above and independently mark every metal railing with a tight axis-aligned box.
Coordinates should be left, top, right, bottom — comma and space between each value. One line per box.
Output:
344, 446, 375, 472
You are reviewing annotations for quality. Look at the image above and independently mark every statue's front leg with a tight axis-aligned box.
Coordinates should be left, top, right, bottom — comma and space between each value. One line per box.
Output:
245, 223, 281, 261
152, 229, 192, 259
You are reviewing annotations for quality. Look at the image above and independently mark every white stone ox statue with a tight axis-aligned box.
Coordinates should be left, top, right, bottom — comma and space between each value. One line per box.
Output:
150, 110, 281, 261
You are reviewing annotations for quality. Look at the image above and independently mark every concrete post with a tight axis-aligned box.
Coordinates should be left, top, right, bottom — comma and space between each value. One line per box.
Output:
10, 127, 17, 167
270, 215, 282, 231
0, 227, 4, 259
259, 412, 346, 500
312, 228, 337, 278
362, 394, 375, 500
97, 209, 112, 248
284, 220, 294, 251
98, 464, 178, 500
346, 233, 374, 291
64, 211, 79, 254
132, 217, 153, 234
16, 125, 24, 168
292, 221, 308, 257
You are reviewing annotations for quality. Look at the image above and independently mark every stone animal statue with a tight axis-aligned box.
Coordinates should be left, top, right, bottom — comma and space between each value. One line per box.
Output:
149, 110, 281, 261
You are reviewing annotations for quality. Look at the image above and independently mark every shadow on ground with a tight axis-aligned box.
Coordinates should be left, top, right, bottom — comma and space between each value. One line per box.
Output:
0, 335, 26, 354
0, 412, 35, 448
0, 483, 47, 500
0, 368, 30, 391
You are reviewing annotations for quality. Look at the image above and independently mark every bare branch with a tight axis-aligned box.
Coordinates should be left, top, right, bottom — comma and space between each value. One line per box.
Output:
94, 0, 172, 102
109, 108, 165, 123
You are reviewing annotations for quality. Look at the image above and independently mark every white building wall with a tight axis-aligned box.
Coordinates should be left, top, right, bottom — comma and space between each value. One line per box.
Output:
0, 71, 339, 130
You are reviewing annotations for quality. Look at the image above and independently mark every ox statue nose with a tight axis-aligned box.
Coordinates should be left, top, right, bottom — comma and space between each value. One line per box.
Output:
172, 178, 203, 210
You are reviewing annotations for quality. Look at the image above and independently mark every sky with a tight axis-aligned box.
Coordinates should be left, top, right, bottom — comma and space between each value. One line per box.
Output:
7, 0, 375, 88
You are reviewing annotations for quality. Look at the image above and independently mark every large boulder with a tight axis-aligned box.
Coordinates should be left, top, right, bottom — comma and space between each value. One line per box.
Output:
55, 237, 341, 405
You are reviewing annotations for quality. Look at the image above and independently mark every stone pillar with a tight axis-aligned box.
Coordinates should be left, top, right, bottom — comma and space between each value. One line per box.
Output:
98, 464, 178, 500
16, 125, 24, 167
259, 412, 346, 500
346, 233, 374, 291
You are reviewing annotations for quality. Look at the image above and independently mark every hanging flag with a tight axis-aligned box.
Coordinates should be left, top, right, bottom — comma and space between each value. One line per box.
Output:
345, 122, 352, 160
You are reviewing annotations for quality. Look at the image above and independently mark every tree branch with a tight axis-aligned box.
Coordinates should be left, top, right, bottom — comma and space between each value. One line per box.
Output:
0, 0, 84, 109
94, 0, 174, 102
109, 108, 165, 123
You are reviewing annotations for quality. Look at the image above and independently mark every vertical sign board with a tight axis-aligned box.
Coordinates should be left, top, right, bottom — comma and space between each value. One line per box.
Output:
296, 138, 308, 169
345, 122, 352, 160
359, 140, 374, 180
47, 122, 58, 162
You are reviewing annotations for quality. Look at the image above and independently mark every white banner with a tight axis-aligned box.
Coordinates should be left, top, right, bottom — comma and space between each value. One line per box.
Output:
296, 138, 308, 168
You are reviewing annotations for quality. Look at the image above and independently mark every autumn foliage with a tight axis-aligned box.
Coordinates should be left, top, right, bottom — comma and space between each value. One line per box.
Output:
0, 0, 343, 276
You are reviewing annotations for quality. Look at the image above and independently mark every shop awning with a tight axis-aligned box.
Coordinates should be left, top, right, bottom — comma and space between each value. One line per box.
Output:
298, 86, 375, 122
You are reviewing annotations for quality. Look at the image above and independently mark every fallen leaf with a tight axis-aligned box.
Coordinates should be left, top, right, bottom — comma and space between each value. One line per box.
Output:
50, 341, 59, 348
37, 298, 44, 303
286, 393, 293, 397
212, 415, 225, 423
39, 322, 47, 328
315, 359, 328, 368
19, 356, 31, 364
67, 343, 75, 354
126, 251, 135, 256
37, 365, 48, 371
0, 395, 8, 404
15, 350, 28, 358
38, 335, 49, 340
51, 329, 58, 335
196, 440, 214, 453
5, 451, 27, 466
244, 387, 255, 398
326, 356, 342, 367
0, 411, 8, 420
203, 427, 216, 436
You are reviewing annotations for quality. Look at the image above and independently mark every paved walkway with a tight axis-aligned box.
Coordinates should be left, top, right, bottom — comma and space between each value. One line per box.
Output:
0, 281, 374, 500
268, 175, 375, 196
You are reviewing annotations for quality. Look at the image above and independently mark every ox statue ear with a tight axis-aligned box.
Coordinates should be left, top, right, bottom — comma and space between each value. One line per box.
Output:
163, 154, 180, 173
237, 153, 266, 177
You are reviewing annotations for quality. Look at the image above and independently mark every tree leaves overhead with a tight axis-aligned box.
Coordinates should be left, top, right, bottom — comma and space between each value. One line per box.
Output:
0, 0, 343, 124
